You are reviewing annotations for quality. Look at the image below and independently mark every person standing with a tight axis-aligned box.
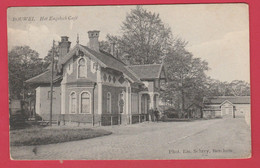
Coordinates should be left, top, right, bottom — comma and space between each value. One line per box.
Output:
154, 108, 160, 122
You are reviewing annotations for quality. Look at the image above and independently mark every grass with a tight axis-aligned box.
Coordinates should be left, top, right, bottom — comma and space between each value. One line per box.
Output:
10, 127, 112, 146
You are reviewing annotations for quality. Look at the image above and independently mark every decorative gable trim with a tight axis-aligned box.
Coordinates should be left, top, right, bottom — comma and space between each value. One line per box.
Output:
220, 100, 234, 107
158, 65, 168, 81
157, 64, 164, 78
60, 44, 107, 68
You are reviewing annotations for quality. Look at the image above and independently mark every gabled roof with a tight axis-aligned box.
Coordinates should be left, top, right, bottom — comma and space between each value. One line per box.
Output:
127, 64, 164, 80
59, 44, 106, 67
220, 100, 234, 106
59, 44, 142, 84
203, 96, 250, 105
203, 106, 221, 111
25, 70, 62, 84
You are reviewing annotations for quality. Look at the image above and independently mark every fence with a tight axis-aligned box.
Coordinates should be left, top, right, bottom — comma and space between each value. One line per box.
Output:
101, 114, 121, 126
37, 113, 151, 126
101, 113, 150, 126
131, 114, 149, 124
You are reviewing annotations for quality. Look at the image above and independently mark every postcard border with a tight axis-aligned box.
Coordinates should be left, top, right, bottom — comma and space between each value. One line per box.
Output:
0, 0, 259, 168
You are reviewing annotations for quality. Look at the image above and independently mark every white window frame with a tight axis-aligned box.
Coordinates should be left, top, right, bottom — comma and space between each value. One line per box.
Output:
79, 91, 92, 114
69, 91, 77, 114
107, 92, 112, 113
77, 57, 87, 79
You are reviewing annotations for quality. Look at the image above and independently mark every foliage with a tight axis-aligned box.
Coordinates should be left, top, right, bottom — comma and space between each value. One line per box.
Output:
100, 6, 173, 65
8, 43, 61, 100
100, 6, 250, 116
162, 108, 179, 118
8, 46, 47, 99
8, 6, 250, 118
205, 79, 250, 96
163, 39, 209, 114
43, 43, 59, 65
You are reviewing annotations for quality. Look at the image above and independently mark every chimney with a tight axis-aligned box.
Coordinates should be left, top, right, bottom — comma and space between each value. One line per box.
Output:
58, 36, 71, 58
57, 36, 71, 73
87, 30, 100, 51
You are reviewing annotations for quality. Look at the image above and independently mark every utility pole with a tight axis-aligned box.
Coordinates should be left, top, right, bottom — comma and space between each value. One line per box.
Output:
49, 40, 55, 126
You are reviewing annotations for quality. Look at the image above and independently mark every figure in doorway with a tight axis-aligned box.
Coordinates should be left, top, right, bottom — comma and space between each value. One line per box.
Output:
154, 108, 160, 122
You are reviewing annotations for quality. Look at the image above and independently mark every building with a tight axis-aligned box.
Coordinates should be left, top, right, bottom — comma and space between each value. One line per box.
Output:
26, 30, 167, 126
202, 96, 251, 119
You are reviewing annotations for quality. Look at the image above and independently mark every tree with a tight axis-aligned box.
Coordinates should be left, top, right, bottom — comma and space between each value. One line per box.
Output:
205, 79, 250, 97
43, 43, 59, 65
229, 80, 250, 96
101, 6, 173, 65
99, 35, 121, 56
8, 46, 46, 99
163, 39, 209, 117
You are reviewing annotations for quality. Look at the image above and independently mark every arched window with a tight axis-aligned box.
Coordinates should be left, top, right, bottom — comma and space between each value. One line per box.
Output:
107, 92, 111, 113
70, 92, 76, 114
81, 92, 90, 113
78, 58, 86, 78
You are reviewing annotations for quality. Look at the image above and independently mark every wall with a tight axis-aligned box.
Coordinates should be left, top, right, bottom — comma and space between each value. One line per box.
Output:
36, 85, 61, 120
203, 110, 218, 119
148, 81, 154, 92
142, 81, 155, 92
61, 85, 99, 124
131, 93, 139, 114
59, 114, 101, 125
204, 103, 251, 119
65, 86, 95, 114
234, 104, 251, 118
102, 85, 126, 114
61, 51, 101, 123
65, 54, 97, 84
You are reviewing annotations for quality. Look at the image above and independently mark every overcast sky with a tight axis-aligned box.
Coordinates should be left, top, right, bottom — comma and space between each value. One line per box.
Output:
7, 4, 250, 82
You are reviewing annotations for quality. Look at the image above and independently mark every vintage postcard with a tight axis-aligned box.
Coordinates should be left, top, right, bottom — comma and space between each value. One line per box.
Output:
7, 4, 251, 160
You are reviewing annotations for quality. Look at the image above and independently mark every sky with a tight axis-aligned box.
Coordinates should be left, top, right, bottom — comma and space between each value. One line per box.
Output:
7, 4, 250, 83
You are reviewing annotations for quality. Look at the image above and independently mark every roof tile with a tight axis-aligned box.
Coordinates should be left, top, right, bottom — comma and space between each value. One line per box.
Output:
127, 64, 162, 80
204, 96, 250, 104
25, 70, 62, 84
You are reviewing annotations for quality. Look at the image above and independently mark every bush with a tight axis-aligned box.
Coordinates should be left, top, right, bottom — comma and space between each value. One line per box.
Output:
163, 108, 179, 118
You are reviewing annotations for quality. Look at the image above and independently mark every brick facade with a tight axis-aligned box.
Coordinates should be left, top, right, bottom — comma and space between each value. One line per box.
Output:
28, 31, 166, 126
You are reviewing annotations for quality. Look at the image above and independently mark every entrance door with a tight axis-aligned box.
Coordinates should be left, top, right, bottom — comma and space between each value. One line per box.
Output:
221, 102, 233, 118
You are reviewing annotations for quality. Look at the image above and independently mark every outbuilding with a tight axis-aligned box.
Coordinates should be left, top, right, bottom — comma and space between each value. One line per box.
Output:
203, 96, 250, 118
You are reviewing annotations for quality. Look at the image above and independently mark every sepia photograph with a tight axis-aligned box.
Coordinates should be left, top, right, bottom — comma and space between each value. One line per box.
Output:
7, 4, 251, 160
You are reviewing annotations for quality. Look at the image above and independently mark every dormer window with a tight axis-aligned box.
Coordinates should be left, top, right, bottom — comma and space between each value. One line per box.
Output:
78, 57, 87, 78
